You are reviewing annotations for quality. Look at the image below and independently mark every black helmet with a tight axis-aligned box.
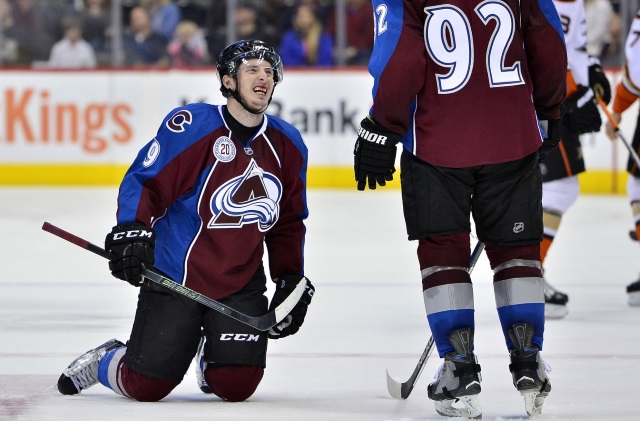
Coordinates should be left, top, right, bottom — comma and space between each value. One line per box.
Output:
217, 40, 284, 91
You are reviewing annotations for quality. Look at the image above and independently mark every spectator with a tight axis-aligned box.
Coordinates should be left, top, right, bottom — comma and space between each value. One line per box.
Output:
167, 20, 208, 68
142, 0, 181, 42
207, 2, 278, 61
585, 0, 620, 60
80, 0, 111, 65
0, 0, 19, 65
325, 0, 374, 66
123, 6, 169, 67
2, 0, 55, 65
279, 3, 333, 67
47, 17, 97, 68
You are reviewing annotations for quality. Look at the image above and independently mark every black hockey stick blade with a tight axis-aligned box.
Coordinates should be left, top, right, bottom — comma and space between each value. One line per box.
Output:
386, 336, 435, 399
42, 222, 306, 331
385, 241, 485, 399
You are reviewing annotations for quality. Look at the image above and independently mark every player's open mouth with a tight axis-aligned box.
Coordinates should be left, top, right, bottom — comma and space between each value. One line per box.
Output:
253, 87, 267, 95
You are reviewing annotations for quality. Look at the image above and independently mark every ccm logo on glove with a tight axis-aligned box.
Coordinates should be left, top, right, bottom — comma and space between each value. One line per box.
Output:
111, 230, 154, 240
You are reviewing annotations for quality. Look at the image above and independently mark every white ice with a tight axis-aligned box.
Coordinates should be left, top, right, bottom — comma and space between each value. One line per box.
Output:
1, 187, 639, 420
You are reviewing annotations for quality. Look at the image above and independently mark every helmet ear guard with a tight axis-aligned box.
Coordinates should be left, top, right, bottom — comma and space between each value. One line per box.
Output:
217, 40, 283, 98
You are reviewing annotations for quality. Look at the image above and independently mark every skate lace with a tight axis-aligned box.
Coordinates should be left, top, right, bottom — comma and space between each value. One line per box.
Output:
541, 358, 552, 374
69, 359, 99, 390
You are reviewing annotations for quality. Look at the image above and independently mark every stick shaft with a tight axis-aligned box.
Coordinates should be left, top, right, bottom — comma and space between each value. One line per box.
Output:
595, 95, 640, 168
41, 221, 305, 331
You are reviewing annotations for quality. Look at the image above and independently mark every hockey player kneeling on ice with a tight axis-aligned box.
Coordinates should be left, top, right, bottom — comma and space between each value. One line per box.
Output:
55, 39, 315, 402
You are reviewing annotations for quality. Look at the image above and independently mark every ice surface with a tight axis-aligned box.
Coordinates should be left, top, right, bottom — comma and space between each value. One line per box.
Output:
1, 188, 639, 420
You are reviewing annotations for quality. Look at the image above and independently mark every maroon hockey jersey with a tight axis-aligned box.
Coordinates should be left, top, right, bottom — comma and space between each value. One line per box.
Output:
368, 0, 567, 167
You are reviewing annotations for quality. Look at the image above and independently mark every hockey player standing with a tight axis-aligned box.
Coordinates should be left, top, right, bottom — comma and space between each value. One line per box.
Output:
604, 8, 640, 306
55, 40, 315, 402
538, 0, 612, 319
353, 0, 566, 418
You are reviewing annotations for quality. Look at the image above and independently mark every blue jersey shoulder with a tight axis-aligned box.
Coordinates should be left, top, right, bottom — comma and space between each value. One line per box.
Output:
266, 113, 308, 159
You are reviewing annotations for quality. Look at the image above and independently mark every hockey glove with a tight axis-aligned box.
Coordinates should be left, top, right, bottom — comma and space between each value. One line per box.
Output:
268, 275, 315, 339
538, 119, 562, 162
564, 86, 602, 134
588, 62, 611, 105
105, 223, 155, 287
354, 117, 401, 190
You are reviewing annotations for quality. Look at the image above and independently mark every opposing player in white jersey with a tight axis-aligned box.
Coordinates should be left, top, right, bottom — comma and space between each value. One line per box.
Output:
539, 0, 611, 318
605, 8, 640, 306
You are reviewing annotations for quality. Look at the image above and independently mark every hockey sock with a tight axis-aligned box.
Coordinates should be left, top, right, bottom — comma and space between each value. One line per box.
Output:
540, 209, 562, 265
631, 201, 640, 241
485, 243, 545, 351
418, 234, 475, 357
98, 347, 128, 397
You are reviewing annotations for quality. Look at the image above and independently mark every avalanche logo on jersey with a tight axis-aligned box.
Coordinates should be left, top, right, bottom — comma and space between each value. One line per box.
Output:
208, 159, 282, 232
166, 110, 193, 133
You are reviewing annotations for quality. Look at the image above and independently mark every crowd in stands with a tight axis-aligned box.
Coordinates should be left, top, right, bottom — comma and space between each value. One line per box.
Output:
0, 0, 628, 69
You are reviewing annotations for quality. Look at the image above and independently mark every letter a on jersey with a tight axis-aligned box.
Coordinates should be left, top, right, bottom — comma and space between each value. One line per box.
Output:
208, 159, 282, 232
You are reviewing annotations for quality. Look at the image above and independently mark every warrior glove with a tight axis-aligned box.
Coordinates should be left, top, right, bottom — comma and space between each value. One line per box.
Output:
538, 119, 562, 162
105, 223, 155, 287
354, 117, 401, 191
564, 86, 602, 135
268, 275, 315, 339
588, 61, 611, 104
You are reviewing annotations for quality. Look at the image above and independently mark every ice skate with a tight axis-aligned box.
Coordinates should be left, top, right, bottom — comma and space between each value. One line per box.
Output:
508, 323, 551, 417
195, 333, 212, 394
428, 328, 482, 419
627, 277, 640, 306
543, 277, 568, 319
56, 338, 125, 395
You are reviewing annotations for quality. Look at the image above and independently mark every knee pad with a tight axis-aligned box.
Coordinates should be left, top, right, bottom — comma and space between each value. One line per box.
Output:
628, 175, 640, 203
204, 365, 264, 402
119, 364, 180, 402
542, 176, 579, 213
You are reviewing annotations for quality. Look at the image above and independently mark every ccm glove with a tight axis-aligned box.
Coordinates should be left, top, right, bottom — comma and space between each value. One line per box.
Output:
354, 117, 401, 190
105, 223, 155, 286
564, 86, 602, 134
538, 119, 562, 162
268, 275, 315, 339
588, 62, 611, 104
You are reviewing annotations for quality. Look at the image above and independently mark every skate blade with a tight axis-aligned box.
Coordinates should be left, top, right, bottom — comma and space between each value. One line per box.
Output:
628, 291, 640, 306
544, 303, 568, 319
434, 395, 482, 419
521, 391, 545, 417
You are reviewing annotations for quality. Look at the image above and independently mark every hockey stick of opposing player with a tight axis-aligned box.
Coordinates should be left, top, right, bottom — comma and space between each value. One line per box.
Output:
596, 95, 640, 168
41, 222, 307, 332
385, 241, 486, 400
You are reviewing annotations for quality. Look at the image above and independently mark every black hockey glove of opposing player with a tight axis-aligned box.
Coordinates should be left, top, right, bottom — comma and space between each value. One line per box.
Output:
268, 275, 315, 339
105, 223, 155, 287
354, 117, 401, 191
564, 85, 602, 134
588, 62, 611, 104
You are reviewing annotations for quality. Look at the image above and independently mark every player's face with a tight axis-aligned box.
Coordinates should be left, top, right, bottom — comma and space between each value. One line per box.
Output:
234, 58, 276, 112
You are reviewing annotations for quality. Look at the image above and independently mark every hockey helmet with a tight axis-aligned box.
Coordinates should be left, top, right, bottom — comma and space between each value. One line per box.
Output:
216, 40, 283, 91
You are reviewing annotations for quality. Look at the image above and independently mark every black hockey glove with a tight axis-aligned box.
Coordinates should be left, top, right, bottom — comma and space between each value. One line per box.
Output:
268, 275, 315, 339
588, 62, 611, 105
105, 223, 155, 287
564, 86, 602, 135
354, 117, 401, 191
538, 119, 562, 162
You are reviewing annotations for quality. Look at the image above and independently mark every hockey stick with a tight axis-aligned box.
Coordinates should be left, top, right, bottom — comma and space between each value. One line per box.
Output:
386, 241, 486, 400
596, 95, 640, 168
41, 222, 306, 331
